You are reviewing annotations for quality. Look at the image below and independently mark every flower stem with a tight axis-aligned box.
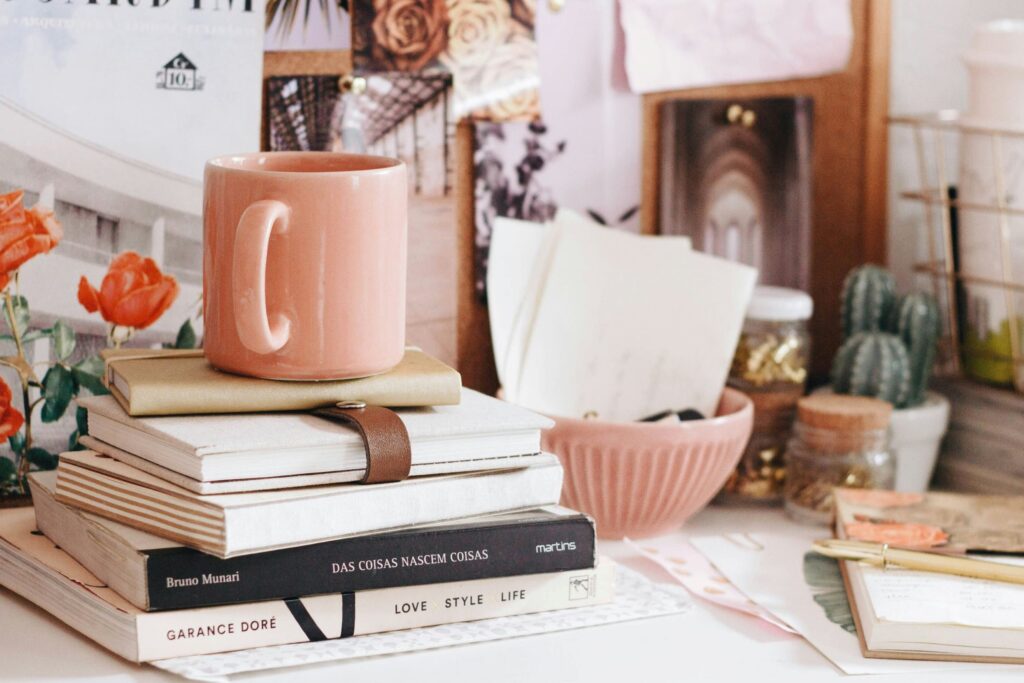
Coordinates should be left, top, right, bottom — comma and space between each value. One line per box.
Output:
3, 291, 24, 360
15, 382, 31, 491
3, 283, 32, 495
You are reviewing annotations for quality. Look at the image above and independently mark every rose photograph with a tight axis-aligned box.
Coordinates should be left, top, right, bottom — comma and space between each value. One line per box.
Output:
351, 0, 540, 121
0, 127, 200, 488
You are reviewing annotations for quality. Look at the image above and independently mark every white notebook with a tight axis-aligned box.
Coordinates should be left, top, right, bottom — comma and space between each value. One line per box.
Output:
78, 389, 552, 484
54, 450, 565, 558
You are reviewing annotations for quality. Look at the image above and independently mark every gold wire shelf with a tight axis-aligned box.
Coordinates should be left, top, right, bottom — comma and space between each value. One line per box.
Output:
890, 110, 1024, 392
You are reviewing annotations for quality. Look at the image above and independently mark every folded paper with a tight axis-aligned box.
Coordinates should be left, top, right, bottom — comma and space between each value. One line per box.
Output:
495, 210, 752, 421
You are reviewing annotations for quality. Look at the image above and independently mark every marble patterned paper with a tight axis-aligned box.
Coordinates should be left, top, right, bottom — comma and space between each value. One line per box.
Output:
152, 567, 691, 682
619, 0, 853, 94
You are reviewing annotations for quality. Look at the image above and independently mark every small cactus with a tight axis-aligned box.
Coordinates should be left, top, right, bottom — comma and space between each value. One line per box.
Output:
831, 332, 912, 408
840, 265, 896, 340
889, 292, 940, 407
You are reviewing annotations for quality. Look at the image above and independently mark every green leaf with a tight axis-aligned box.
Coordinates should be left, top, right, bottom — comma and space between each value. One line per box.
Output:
74, 355, 104, 377
72, 355, 108, 396
68, 429, 82, 451
72, 368, 107, 396
76, 405, 89, 436
52, 320, 76, 361
25, 447, 58, 470
3, 294, 30, 339
0, 457, 15, 483
8, 432, 25, 455
41, 364, 75, 423
174, 319, 198, 349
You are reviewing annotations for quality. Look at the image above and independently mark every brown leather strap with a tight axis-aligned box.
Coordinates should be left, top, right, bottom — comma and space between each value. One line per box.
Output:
313, 402, 411, 484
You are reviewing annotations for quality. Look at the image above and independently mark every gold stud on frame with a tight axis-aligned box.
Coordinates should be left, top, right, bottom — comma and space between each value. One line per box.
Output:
725, 103, 757, 128
549, 0, 565, 12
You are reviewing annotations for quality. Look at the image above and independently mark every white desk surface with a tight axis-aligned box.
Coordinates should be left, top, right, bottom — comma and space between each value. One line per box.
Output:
2, 505, 1021, 683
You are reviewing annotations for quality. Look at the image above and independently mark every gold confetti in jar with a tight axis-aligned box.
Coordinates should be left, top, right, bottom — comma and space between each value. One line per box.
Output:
721, 287, 812, 503
784, 394, 895, 525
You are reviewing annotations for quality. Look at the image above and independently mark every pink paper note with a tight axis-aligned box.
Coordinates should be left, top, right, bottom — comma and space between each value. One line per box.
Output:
627, 537, 797, 633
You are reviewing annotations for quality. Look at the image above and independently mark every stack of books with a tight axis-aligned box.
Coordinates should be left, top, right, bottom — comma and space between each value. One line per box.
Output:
0, 349, 611, 663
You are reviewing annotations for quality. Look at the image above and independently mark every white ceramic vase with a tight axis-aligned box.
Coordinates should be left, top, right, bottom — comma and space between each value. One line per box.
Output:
959, 20, 1024, 388
887, 392, 950, 493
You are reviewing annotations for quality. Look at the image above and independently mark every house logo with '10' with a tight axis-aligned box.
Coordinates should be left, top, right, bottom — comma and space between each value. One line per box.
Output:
156, 53, 204, 91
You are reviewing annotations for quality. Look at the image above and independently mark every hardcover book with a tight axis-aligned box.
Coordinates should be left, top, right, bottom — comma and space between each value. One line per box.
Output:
0, 507, 614, 662
54, 450, 565, 558
32, 471, 596, 611
834, 488, 1024, 663
102, 348, 462, 416
78, 387, 552, 488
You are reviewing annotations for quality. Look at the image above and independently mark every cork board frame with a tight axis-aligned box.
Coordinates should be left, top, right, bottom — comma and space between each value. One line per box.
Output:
261, 51, 352, 149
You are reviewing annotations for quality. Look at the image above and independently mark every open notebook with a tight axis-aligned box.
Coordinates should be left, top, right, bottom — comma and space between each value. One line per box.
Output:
835, 488, 1024, 663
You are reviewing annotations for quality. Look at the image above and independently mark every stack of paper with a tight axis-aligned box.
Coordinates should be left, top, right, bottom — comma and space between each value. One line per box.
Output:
488, 210, 757, 421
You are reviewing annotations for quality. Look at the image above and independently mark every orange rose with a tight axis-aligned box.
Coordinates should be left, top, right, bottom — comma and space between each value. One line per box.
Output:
371, 0, 449, 71
0, 377, 24, 441
0, 190, 63, 291
844, 522, 950, 549
77, 251, 179, 330
0, 190, 24, 220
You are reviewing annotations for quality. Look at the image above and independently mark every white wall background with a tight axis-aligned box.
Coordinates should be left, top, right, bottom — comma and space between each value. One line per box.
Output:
888, 0, 1024, 291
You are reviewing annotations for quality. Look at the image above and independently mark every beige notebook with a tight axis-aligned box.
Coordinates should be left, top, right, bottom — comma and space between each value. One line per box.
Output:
54, 450, 564, 558
103, 348, 461, 416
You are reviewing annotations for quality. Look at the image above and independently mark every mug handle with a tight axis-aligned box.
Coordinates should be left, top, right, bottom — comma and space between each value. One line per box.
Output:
233, 199, 291, 354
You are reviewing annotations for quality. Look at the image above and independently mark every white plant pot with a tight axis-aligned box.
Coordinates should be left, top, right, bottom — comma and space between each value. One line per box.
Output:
888, 392, 950, 492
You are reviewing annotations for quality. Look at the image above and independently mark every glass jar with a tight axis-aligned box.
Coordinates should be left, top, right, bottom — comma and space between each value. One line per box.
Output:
784, 394, 895, 525
721, 287, 812, 503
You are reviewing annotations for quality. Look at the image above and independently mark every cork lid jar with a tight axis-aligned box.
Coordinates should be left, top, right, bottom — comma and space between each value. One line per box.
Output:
784, 394, 895, 525
797, 395, 892, 437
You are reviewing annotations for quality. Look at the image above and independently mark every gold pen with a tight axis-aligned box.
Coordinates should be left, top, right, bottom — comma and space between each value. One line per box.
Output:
812, 539, 1024, 586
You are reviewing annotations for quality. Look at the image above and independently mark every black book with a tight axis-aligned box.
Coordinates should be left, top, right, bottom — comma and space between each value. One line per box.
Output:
31, 471, 595, 611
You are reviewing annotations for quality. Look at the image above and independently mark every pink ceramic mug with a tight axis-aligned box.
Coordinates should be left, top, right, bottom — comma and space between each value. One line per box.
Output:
203, 152, 407, 380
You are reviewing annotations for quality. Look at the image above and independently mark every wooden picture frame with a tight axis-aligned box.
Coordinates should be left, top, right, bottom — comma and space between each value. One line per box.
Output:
455, 0, 890, 393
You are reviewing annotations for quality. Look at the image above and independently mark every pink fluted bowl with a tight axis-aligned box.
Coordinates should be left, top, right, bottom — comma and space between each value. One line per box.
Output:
541, 389, 753, 539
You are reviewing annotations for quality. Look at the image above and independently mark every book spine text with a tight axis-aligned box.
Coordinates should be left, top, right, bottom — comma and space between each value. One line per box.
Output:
136, 562, 614, 660
146, 517, 595, 610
